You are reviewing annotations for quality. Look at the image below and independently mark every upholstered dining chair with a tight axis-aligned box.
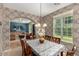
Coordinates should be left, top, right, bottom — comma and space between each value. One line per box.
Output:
51, 37, 61, 44
20, 39, 26, 56
19, 35, 32, 56
60, 51, 75, 56
29, 33, 36, 39
26, 33, 35, 40
19, 35, 26, 56
66, 51, 75, 56
26, 33, 30, 40
61, 45, 77, 56
72, 45, 77, 52
45, 35, 51, 41
66, 45, 77, 56
25, 44, 32, 56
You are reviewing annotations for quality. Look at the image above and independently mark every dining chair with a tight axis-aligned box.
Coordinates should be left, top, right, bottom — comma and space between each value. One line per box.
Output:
66, 45, 77, 56
30, 33, 36, 39
19, 35, 32, 56
25, 44, 32, 56
55, 37, 61, 44
60, 50, 75, 56
20, 39, 32, 56
20, 39, 26, 56
61, 45, 77, 56
26, 33, 30, 40
19, 35, 26, 56
51, 37, 61, 44
72, 45, 77, 52
45, 35, 51, 41
66, 51, 75, 56
26, 33, 36, 40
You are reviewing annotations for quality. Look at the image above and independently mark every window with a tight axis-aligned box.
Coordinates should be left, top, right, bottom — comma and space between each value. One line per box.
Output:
10, 22, 29, 32
53, 11, 73, 43
54, 18, 61, 38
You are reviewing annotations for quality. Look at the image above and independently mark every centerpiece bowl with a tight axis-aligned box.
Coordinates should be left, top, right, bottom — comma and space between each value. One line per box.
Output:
39, 36, 45, 43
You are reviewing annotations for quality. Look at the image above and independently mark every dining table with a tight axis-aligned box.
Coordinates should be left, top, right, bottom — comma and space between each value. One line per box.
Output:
26, 39, 66, 56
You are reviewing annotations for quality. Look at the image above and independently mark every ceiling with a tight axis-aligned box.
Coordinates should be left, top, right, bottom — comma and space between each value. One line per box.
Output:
3, 3, 72, 17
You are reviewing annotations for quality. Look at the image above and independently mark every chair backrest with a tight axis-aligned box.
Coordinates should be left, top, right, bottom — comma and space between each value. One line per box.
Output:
30, 33, 36, 39
45, 35, 51, 41
72, 45, 77, 52
20, 39, 32, 56
26, 33, 30, 39
51, 37, 61, 44
60, 51, 75, 56
26, 45, 32, 56
19, 35, 26, 56
66, 51, 75, 56
66, 45, 77, 56
20, 39, 26, 56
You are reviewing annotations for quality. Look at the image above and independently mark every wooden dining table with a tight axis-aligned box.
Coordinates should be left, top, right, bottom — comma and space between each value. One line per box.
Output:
26, 39, 66, 56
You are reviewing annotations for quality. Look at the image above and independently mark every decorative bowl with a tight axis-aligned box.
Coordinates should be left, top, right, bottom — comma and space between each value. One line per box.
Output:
39, 37, 45, 43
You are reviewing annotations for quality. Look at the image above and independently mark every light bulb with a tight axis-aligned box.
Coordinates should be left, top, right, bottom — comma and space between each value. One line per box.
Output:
35, 23, 41, 27
43, 23, 47, 27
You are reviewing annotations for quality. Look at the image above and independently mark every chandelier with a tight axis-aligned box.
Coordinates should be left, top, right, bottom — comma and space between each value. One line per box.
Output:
35, 3, 47, 28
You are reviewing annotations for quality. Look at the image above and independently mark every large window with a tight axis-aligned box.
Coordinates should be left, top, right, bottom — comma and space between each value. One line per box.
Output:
53, 10, 73, 43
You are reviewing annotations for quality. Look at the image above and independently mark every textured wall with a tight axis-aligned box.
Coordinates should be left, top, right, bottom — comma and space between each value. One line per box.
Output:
42, 15, 53, 36
0, 4, 3, 55
0, 3, 40, 55
42, 4, 75, 36
73, 4, 79, 49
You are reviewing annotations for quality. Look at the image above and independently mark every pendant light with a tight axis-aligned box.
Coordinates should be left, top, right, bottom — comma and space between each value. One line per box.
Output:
35, 3, 47, 28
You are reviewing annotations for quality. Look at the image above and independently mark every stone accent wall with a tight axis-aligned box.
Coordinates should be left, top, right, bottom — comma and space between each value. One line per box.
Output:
42, 4, 75, 36
0, 4, 40, 55
42, 15, 53, 36
73, 4, 79, 49
0, 3, 3, 55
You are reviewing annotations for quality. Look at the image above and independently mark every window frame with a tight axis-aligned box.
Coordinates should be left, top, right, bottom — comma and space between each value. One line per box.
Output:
53, 10, 73, 43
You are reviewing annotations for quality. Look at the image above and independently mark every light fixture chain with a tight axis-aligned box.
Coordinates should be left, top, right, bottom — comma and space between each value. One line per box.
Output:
40, 3, 42, 23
